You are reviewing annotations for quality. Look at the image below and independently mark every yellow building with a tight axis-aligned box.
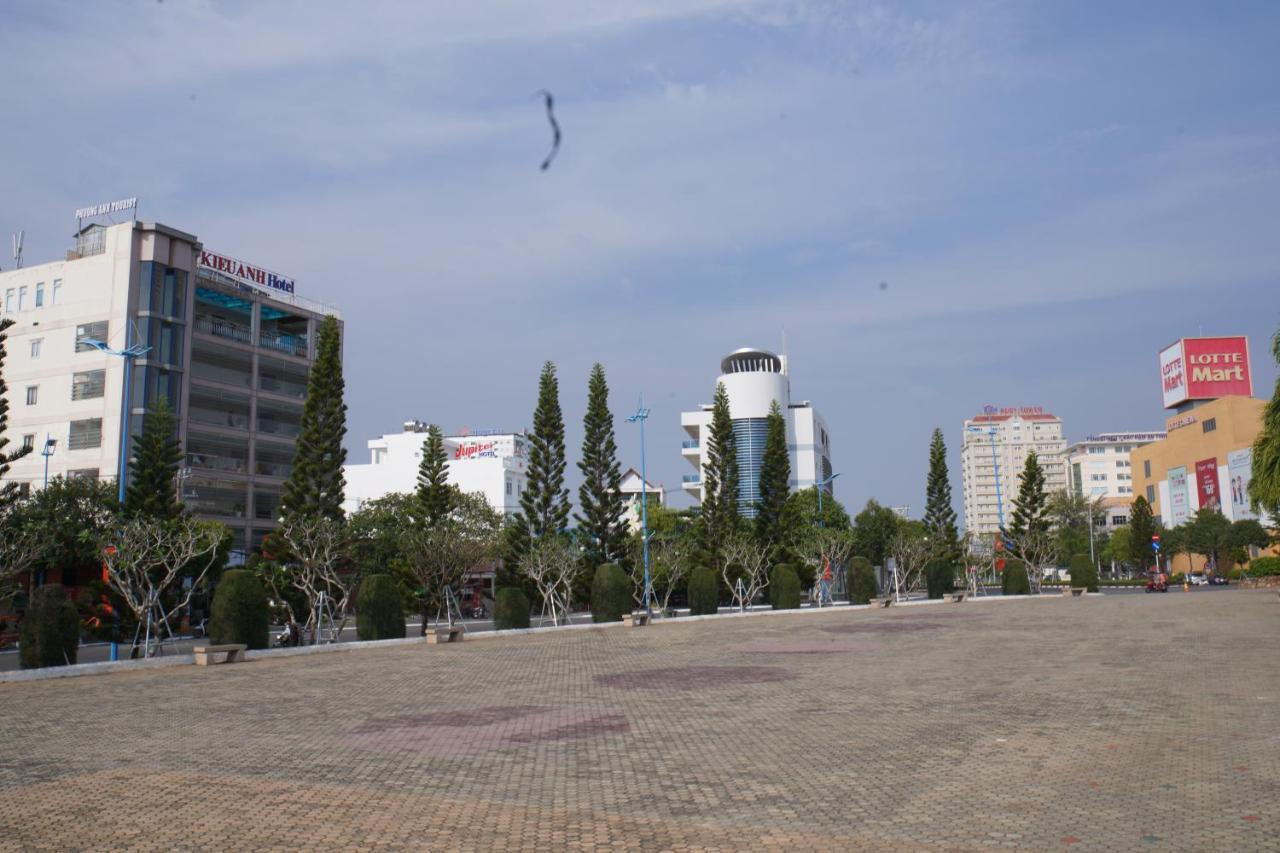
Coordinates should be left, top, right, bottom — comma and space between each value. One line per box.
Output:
1130, 395, 1266, 572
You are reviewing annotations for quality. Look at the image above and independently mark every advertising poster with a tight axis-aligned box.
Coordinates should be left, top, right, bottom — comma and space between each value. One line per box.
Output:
1168, 466, 1190, 526
1194, 457, 1220, 511
1228, 448, 1256, 521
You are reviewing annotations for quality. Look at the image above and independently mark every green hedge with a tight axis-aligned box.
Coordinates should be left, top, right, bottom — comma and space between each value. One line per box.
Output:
19, 585, 79, 669
1246, 556, 1280, 577
925, 560, 955, 599
209, 569, 270, 649
590, 563, 631, 623
847, 556, 878, 605
769, 564, 801, 610
356, 574, 405, 641
1001, 560, 1031, 596
493, 587, 531, 629
687, 566, 718, 615
1068, 554, 1099, 593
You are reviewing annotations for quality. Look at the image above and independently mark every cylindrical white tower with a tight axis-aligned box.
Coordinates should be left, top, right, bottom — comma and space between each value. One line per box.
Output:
716, 348, 790, 517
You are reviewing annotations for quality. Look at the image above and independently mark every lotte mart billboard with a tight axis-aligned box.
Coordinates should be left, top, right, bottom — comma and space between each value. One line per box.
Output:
1159, 336, 1252, 409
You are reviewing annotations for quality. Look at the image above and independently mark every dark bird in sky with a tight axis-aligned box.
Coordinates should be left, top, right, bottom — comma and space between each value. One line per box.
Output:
537, 89, 561, 171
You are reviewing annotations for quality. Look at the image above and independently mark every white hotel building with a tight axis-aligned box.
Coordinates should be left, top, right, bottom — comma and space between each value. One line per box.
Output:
343, 423, 529, 518
1061, 432, 1165, 531
961, 407, 1068, 538
0, 216, 340, 555
681, 348, 833, 515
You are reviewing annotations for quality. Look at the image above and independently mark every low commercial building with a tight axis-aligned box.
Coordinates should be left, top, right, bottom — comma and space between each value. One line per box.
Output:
0, 207, 340, 558
1061, 432, 1166, 531
343, 423, 529, 518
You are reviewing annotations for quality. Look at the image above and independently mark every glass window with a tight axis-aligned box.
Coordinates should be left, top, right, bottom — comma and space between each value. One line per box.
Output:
34, 282, 44, 308
1143, 459, 1151, 478
71, 369, 107, 400
1146, 485, 1155, 502
68, 468, 99, 480
21, 434, 35, 451
131, 365, 183, 412
25, 386, 37, 405
52, 280, 62, 305
75, 320, 109, 352
139, 262, 187, 318
1202, 418, 1217, 433
139, 318, 185, 366
4, 289, 13, 312
29, 338, 41, 358
16, 287, 26, 311
68, 419, 103, 450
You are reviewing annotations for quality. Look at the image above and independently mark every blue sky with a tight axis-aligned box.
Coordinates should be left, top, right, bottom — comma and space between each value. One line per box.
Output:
2, 1, 1277, 521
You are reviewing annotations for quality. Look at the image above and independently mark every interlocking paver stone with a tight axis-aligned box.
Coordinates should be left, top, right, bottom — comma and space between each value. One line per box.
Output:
1, 590, 1279, 850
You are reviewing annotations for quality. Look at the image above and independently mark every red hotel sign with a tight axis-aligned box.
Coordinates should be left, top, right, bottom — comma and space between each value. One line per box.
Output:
1159, 336, 1251, 408
199, 250, 296, 295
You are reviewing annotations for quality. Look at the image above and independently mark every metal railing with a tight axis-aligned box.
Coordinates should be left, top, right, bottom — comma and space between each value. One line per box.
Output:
259, 332, 307, 357
193, 315, 252, 344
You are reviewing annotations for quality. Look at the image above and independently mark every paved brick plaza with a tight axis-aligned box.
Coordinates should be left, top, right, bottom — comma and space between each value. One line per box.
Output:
1, 591, 1278, 851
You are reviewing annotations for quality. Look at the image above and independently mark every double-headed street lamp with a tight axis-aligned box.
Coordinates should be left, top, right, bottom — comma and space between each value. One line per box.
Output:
814, 471, 841, 522
626, 396, 654, 617
966, 425, 1006, 584
40, 435, 56, 488
82, 331, 151, 504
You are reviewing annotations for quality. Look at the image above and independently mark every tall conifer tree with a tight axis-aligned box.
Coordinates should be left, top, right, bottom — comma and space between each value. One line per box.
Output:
575, 363, 627, 570
700, 382, 739, 570
754, 400, 790, 548
1007, 450, 1048, 541
0, 319, 31, 511
505, 361, 571, 578
415, 424, 452, 526
280, 315, 347, 522
1127, 495, 1157, 571
123, 395, 183, 519
923, 428, 959, 561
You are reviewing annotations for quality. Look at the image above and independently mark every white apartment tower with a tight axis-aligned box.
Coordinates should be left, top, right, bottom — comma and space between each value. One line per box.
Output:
961, 406, 1067, 538
1061, 432, 1166, 530
0, 216, 341, 555
681, 347, 833, 516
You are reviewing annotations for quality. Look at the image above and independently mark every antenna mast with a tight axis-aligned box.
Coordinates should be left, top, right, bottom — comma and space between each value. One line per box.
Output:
12, 231, 23, 269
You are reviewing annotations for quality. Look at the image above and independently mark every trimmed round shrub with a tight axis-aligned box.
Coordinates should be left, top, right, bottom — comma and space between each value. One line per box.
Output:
19, 584, 80, 669
847, 556, 878, 605
687, 566, 719, 615
925, 560, 956, 599
356, 574, 406, 641
590, 563, 631, 622
493, 587, 531, 630
1001, 560, 1031, 596
1068, 553, 1099, 592
1246, 556, 1280, 577
210, 569, 270, 649
769, 564, 802, 609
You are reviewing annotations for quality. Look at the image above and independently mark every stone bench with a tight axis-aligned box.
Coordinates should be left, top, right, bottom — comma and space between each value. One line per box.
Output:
193, 644, 246, 666
426, 625, 465, 645
1062, 587, 1086, 598
623, 612, 651, 628
868, 597, 893, 608
944, 592, 967, 603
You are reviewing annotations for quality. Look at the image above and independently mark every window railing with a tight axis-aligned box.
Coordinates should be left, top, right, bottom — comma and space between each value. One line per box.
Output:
191, 360, 253, 388
259, 332, 307, 357
188, 407, 250, 430
255, 461, 292, 478
193, 315, 252, 344
257, 417, 301, 438
259, 375, 307, 399
187, 453, 248, 474
681, 440, 699, 449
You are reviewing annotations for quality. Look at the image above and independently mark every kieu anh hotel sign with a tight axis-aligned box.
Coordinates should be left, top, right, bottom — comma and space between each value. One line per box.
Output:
1160, 336, 1251, 409
199, 250, 296, 295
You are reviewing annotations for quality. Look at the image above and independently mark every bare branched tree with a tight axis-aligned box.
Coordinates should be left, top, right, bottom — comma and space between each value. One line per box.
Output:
0, 526, 39, 601
277, 514, 353, 643
1005, 526, 1056, 594
102, 516, 227, 657
722, 533, 770, 611
642, 533, 695, 614
521, 536, 578, 626
796, 527, 857, 603
401, 491, 502, 628
888, 523, 935, 601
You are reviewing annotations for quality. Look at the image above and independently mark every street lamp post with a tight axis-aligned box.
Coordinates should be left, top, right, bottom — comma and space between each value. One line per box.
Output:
813, 472, 841, 606
83, 330, 151, 504
40, 435, 56, 488
966, 425, 1006, 585
814, 472, 841, 523
627, 397, 654, 617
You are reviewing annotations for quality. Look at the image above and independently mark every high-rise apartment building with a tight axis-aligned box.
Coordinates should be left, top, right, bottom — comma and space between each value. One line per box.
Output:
961, 406, 1067, 538
680, 347, 832, 516
0, 215, 341, 555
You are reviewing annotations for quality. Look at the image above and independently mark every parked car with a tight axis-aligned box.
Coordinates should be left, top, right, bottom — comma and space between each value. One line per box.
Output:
1208, 575, 1229, 586
1188, 573, 1209, 586
1146, 573, 1169, 593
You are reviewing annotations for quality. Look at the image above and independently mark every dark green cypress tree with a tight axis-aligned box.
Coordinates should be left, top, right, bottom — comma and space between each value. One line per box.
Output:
754, 399, 790, 548
123, 395, 183, 519
415, 424, 452, 526
505, 362, 570, 578
1006, 450, 1048, 542
575, 363, 627, 571
699, 382, 739, 572
1127, 495, 1157, 571
280, 315, 347, 522
923, 428, 959, 561
0, 318, 32, 511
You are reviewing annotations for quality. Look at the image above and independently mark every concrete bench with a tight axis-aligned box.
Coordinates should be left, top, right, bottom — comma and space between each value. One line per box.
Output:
944, 592, 967, 603
193, 644, 246, 666
1062, 587, 1086, 598
426, 625, 465, 645
623, 612, 651, 628
868, 597, 893, 608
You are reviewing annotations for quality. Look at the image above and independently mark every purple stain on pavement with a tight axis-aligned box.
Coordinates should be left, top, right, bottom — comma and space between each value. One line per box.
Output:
349, 705, 629, 755
736, 640, 872, 654
595, 665, 796, 690
822, 622, 946, 635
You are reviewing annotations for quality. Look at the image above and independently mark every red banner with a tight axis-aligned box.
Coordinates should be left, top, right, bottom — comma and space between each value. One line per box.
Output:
1195, 457, 1220, 512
